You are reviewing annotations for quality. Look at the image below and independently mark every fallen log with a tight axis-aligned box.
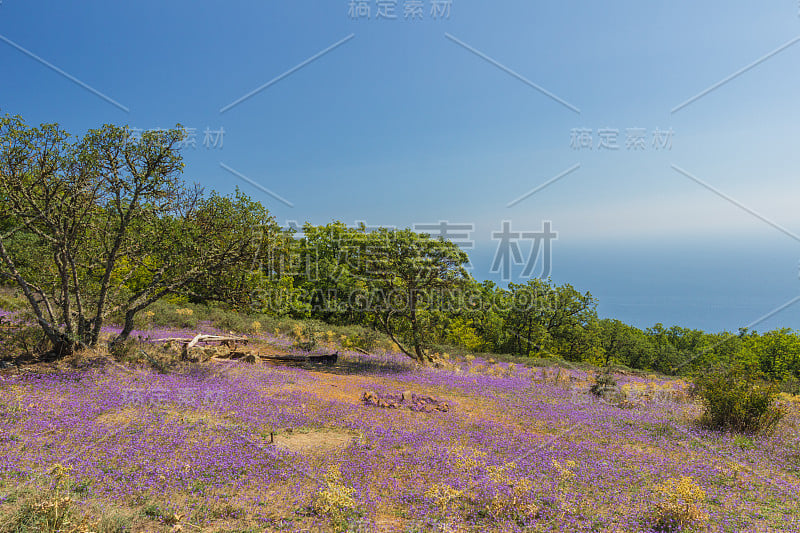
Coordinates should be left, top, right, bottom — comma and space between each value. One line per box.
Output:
152, 335, 249, 345
259, 352, 339, 366
260, 355, 307, 363
182, 334, 204, 360
148, 334, 249, 361
307, 352, 338, 365
186, 333, 204, 350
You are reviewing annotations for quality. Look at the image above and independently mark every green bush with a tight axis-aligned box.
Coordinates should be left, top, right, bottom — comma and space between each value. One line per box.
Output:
646, 476, 709, 532
211, 310, 254, 334
778, 376, 800, 396
338, 325, 382, 352
0, 291, 28, 312
293, 323, 318, 352
0, 464, 90, 533
0, 323, 50, 360
694, 369, 784, 434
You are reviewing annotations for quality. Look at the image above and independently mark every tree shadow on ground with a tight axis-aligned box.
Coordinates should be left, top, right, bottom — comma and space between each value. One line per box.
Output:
264, 353, 417, 376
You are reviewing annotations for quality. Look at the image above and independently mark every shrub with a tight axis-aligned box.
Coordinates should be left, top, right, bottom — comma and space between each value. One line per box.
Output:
311, 466, 359, 530
0, 290, 28, 312
445, 319, 483, 352
171, 308, 198, 329
694, 369, 784, 434
778, 376, 800, 396
0, 322, 50, 361
647, 476, 709, 532
339, 326, 380, 352
95, 511, 135, 533
0, 464, 96, 533
293, 323, 317, 352
424, 482, 463, 515
483, 462, 541, 523
212, 311, 257, 335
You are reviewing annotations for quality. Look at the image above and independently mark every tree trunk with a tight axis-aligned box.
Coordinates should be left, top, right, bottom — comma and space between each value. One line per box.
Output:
408, 291, 429, 363
525, 316, 533, 355
52, 336, 76, 357
109, 309, 137, 352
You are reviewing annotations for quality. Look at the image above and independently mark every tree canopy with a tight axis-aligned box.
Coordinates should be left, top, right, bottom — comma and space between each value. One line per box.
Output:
0, 116, 273, 354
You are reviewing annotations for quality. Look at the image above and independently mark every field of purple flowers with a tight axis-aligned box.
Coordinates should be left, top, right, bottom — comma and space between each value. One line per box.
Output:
2, 324, 800, 532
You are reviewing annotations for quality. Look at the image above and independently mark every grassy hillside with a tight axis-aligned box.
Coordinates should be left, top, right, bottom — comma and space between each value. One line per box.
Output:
1, 297, 799, 531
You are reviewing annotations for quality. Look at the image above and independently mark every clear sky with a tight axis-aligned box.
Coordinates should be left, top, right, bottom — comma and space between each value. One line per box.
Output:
2, 1, 799, 332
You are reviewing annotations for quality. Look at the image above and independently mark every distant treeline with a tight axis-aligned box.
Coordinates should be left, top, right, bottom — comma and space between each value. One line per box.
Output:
1, 116, 797, 379
227, 221, 800, 382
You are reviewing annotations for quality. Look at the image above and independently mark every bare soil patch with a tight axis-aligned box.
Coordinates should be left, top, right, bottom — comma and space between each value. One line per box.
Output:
272, 427, 358, 455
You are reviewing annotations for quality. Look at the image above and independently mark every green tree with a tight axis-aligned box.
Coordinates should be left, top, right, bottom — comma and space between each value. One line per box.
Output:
183, 189, 284, 311
356, 228, 469, 363
294, 221, 365, 324
597, 319, 652, 368
743, 328, 800, 381
454, 279, 507, 352
645, 323, 683, 374
504, 279, 597, 359
0, 116, 269, 354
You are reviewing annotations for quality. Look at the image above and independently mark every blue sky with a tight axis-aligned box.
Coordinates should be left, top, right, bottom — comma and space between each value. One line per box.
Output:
2, 1, 800, 332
